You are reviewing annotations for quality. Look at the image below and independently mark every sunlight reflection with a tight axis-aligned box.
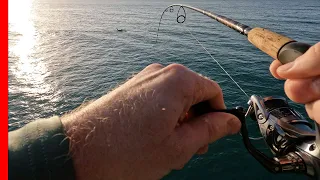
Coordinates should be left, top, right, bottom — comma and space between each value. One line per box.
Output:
9, 0, 55, 97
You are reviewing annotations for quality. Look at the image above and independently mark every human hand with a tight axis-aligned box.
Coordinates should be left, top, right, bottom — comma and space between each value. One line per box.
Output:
61, 63, 241, 180
270, 42, 320, 124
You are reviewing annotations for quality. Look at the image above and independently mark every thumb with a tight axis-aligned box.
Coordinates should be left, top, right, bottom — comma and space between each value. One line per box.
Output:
277, 42, 320, 79
176, 112, 241, 155
167, 112, 241, 170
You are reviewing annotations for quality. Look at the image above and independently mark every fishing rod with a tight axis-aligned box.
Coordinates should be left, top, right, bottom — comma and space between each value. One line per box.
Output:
157, 4, 311, 64
157, 4, 320, 179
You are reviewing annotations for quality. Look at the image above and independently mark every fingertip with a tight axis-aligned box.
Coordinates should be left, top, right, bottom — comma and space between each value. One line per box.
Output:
270, 60, 285, 80
174, 112, 241, 159
305, 103, 314, 120
306, 100, 320, 125
196, 145, 209, 155
284, 78, 319, 104
284, 79, 308, 103
195, 112, 240, 141
284, 79, 301, 103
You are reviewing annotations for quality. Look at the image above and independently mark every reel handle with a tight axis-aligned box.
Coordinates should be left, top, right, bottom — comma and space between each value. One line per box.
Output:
191, 101, 320, 176
190, 102, 283, 173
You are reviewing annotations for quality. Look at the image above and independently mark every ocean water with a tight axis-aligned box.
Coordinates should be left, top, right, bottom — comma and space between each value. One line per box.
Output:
8, 0, 320, 179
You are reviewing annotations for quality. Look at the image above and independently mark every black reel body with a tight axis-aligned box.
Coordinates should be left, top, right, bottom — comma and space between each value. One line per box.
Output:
250, 96, 315, 156
245, 95, 320, 178
192, 94, 320, 178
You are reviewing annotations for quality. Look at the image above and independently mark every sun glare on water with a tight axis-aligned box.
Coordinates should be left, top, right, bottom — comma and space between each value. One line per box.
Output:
9, 0, 53, 96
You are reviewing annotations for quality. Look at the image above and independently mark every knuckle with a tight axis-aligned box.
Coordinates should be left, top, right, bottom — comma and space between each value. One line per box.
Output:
314, 42, 320, 52
164, 63, 193, 93
145, 63, 163, 71
312, 42, 320, 60
206, 122, 217, 141
212, 81, 222, 93
204, 117, 225, 142
166, 63, 189, 75
201, 74, 220, 89
210, 82, 222, 99
194, 74, 220, 99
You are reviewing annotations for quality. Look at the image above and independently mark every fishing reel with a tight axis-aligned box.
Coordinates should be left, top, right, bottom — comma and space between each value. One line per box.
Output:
193, 95, 320, 178
236, 95, 320, 178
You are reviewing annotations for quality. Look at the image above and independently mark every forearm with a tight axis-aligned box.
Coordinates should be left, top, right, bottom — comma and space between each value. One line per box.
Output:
60, 89, 146, 180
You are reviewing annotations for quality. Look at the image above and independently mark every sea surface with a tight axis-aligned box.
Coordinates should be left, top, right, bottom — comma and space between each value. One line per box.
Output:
8, 0, 320, 179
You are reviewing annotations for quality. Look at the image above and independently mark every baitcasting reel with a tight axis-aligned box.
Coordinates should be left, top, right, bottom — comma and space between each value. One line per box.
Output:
237, 95, 320, 178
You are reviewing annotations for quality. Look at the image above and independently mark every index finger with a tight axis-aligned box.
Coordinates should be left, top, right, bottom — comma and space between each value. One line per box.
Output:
189, 69, 226, 110
269, 60, 285, 80
164, 64, 226, 110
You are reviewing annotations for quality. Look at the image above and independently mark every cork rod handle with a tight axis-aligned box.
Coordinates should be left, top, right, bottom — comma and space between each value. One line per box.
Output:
247, 27, 311, 64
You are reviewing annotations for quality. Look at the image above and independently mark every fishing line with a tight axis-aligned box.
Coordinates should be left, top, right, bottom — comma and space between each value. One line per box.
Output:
156, 5, 249, 98
187, 29, 264, 141
186, 28, 249, 98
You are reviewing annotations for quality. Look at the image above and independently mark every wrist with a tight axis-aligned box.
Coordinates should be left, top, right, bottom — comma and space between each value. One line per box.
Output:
60, 93, 126, 180
60, 101, 106, 180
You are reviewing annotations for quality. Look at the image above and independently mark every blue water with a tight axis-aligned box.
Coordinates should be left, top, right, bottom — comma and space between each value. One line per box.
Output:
8, 0, 320, 179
